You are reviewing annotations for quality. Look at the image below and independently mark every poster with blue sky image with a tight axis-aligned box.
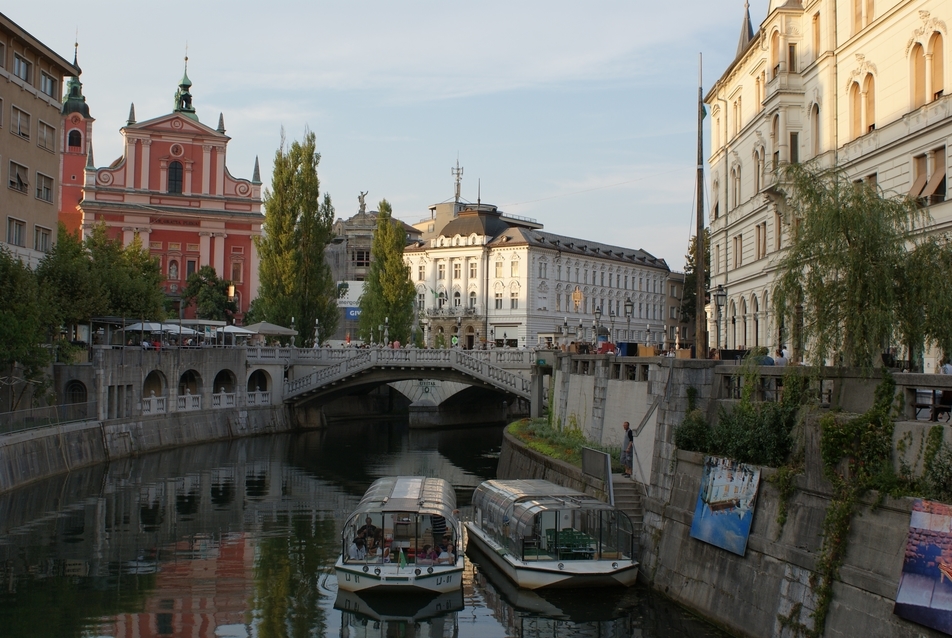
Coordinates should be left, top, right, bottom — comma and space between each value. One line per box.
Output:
689, 456, 760, 556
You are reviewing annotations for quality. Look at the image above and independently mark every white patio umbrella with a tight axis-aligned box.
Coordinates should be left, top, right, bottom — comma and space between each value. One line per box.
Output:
215, 325, 255, 335
162, 323, 201, 335
124, 322, 164, 332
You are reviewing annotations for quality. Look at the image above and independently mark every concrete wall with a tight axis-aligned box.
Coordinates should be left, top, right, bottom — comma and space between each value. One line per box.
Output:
0, 405, 290, 495
540, 356, 946, 638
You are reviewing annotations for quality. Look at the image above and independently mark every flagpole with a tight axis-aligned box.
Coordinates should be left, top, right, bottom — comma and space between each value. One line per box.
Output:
695, 52, 709, 359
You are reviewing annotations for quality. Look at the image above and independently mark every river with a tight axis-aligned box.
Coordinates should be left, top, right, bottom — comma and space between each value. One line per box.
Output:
0, 422, 732, 637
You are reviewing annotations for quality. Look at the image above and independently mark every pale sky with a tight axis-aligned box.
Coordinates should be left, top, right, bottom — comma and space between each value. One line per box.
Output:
25, 1, 761, 272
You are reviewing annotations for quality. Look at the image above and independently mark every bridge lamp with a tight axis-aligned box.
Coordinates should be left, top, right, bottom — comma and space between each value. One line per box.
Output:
314, 317, 320, 347
291, 316, 295, 348
646, 323, 651, 347
378, 324, 384, 345
609, 309, 616, 343
384, 316, 389, 344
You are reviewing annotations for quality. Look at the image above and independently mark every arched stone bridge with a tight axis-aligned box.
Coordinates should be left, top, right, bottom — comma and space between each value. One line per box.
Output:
282, 348, 536, 404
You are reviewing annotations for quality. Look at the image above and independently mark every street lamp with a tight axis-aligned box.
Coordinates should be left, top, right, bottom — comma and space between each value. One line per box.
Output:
491, 327, 496, 347
314, 317, 320, 348
456, 315, 461, 348
378, 323, 384, 345
609, 309, 616, 343
624, 297, 633, 342
646, 323, 651, 348
291, 316, 296, 348
563, 316, 568, 349
594, 305, 602, 342
384, 316, 389, 344
714, 284, 727, 354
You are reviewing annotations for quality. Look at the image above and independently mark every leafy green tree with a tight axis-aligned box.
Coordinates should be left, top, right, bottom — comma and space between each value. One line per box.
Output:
36, 224, 104, 338
681, 228, 711, 324
182, 265, 237, 320
0, 249, 52, 409
255, 130, 339, 345
358, 199, 416, 343
773, 163, 933, 367
85, 224, 165, 320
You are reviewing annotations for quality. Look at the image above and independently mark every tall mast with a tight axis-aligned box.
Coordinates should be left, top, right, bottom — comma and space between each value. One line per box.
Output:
695, 53, 708, 358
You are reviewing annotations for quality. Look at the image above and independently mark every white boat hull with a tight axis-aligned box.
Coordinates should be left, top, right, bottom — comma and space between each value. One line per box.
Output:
335, 556, 464, 594
464, 522, 638, 590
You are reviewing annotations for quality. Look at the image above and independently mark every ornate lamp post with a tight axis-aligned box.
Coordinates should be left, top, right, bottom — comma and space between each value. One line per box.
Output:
594, 306, 602, 343
714, 285, 727, 354
384, 316, 389, 344
314, 317, 320, 348
563, 317, 568, 349
624, 297, 633, 342
609, 309, 616, 343
645, 323, 651, 348
291, 316, 296, 348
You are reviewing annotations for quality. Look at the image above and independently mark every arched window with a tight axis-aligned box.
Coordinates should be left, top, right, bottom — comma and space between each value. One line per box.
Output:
913, 43, 927, 109
453, 291, 461, 307
932, 33, 945, 100
65, 381, 87, 404
469, 291, 477, 308
67, 130, 82, 149
850, 82, 862, 140
811, 104, 821, 156
731, 165, 742, 208
168, 161, 183, 194
864, 74, 876, 132
437, 291, 446, 309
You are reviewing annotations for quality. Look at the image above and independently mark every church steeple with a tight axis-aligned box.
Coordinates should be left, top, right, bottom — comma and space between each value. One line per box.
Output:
736, 1, 755, 59
173, 53, 198, 121
61, 41, 91, 118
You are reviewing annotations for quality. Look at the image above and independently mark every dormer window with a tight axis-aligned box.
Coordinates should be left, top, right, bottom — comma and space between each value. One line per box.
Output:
168, 160, 183, 194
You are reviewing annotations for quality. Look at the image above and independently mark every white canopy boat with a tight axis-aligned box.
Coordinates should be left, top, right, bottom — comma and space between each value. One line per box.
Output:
335, 476, 463, 594
465, 479, 638, 589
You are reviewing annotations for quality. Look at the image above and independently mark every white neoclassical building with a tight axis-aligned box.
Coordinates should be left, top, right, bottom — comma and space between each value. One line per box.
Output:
405, 200, 671, 349
706, 0, 951, 365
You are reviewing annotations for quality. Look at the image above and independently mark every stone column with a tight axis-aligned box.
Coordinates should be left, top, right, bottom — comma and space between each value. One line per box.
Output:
216, 146, 226, 196
202, 145, 212, 195
125, 138, 136, 188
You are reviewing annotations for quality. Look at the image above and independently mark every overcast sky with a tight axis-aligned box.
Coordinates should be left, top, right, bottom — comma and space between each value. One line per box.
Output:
25, 1, 761, 272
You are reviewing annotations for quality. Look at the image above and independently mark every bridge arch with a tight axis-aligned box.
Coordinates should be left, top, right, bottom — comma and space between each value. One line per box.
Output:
247, 369, 271, 392
65, 380, 87, 404
213, 369, 238, 394
178, 369, 202, 395
143, 370, 167, 398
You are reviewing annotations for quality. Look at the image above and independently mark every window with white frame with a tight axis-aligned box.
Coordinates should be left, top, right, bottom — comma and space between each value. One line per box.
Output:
7, 217, 25, 246
34, 226, 51, 253
35, 172, 53, 202
417, 264, 425, 281
40, 72, 57, 98
231, 261, 243, 283
495, 261, 503, 278
511, 261, 519, 277
438, 261, 445, 279
510, 291, 519, 309
9, 162, 28, 193
453, 262, 461, 280
469, 260, 477, 278
417, 292, 425, 310
495, 292, 503, 309
13, 54, 30, 83
12, 106, 29, 139
469, 291, 477, 308
38, 121, 55, 151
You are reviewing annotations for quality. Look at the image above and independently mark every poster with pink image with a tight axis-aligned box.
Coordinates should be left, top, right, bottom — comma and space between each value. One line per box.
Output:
894, 499, 952, 634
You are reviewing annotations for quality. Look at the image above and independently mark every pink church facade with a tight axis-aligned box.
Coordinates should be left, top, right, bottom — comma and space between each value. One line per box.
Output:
70, 67, 262, 320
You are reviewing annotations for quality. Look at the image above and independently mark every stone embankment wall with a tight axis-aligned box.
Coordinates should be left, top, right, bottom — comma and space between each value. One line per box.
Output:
0, 405, 289, 495
520, 355, 946, 638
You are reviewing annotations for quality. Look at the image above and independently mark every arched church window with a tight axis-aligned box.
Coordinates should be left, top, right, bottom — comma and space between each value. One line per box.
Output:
168, 161, 183, 194
68, 130, 82, 149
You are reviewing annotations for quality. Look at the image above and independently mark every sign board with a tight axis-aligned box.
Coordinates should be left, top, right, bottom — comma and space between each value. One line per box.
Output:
345, 307, 361, 320
451, 335, 459, 345
337, 280, 365, 306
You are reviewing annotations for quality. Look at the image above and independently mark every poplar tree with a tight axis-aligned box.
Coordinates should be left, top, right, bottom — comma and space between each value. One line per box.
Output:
255, 130, 338, 345
358, 200, 416, 344
680, 229, 710, 325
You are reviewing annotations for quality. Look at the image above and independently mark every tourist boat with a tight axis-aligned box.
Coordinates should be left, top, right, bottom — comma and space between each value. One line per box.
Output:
335, 476, 464, 594
465, 479, 638, 589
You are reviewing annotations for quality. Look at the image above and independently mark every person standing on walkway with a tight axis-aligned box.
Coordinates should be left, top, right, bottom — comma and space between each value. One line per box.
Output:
621, 421, 633, 478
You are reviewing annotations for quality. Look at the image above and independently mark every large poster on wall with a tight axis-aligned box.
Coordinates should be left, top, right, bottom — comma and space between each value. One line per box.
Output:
894, 499, 952, 634
689, 456, 761, 556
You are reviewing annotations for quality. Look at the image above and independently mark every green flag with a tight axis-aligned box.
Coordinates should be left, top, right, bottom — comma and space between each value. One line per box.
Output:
399, 547, 407, 568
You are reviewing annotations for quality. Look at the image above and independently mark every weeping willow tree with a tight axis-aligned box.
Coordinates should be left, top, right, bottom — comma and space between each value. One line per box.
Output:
773, 163, 952, 369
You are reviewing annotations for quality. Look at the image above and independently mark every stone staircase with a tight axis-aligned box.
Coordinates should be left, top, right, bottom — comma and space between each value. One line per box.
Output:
612, 474, 644, 544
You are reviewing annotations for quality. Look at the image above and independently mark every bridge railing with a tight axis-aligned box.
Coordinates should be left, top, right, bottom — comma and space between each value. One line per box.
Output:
176, 393, 202, 411
283, 347, 530, 399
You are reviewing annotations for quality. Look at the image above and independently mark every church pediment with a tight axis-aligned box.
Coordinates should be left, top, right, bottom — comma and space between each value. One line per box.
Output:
124, 113, 228, 140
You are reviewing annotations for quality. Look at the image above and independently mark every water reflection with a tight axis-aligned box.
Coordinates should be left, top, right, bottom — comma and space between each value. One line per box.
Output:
0, 423, 730, 638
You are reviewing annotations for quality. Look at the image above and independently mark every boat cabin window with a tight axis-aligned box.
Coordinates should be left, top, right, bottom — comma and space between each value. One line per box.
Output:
342, 511, 457, 565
